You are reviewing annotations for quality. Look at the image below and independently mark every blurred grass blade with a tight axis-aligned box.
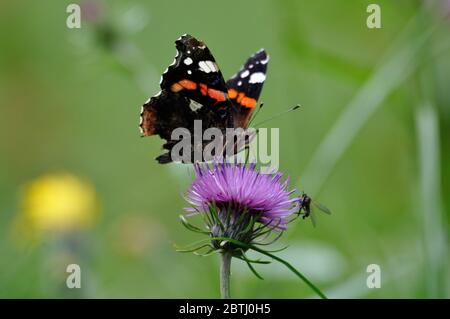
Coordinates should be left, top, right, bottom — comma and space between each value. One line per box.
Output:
299, 14, 437, 195
415, 104, 448, 298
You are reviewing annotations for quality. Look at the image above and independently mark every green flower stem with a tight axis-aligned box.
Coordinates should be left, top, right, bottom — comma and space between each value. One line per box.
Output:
212, 237, 328, 299
220, 251, 232, 299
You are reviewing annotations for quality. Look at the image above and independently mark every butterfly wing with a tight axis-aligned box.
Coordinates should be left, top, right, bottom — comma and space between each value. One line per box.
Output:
139, 34, 234, 163
160, 34, 230, 111
226, 49, 269, 128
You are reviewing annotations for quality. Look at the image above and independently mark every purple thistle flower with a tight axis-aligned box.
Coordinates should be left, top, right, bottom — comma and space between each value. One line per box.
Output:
185, 163, 300, 250
179, 162, 329, 298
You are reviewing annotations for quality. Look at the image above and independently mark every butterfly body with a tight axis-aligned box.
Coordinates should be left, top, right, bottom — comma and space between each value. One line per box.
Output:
139, 34, 269, 163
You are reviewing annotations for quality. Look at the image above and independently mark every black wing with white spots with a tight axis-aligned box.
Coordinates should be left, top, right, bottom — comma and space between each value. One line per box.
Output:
159, 34, 230, 110
226, 49, 269, 128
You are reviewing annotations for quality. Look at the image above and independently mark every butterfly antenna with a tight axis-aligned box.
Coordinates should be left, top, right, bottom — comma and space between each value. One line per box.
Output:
247, 102, 264, 127
253, 104, 301, 128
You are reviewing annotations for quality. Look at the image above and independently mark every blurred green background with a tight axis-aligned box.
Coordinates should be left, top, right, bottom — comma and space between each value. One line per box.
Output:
0, 0, 449, 298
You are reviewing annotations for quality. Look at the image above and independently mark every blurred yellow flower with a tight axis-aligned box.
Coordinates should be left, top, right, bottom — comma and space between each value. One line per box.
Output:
17, 173, 99, 235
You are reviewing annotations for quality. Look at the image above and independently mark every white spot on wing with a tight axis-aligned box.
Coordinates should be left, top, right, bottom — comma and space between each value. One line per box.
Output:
184, 57, 193, 65
198, 60, 217, 73
198, 61, 210, 73
207, 61, 218, 72
249, 72, 266, 84
249, 64, 254, 69
241, 70, 250, 78
260, 55, 270, 65
189, 99, 203, 111
187, 70, 192, 74
237, 81, 242, 86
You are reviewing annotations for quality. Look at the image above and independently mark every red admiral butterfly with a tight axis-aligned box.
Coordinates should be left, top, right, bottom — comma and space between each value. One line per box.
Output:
139, 34, 269, 163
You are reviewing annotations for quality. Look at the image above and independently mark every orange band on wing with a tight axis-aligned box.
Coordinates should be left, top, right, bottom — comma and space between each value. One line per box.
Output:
171, 79, 197, 92
170, 82, 183, 92
237, 92, 245, 104
200, 83, 208, 96
207, 88, 226, 102
179, 79, 197, 90
228, 88, 238, 99
240, 97, 257, 108
229, 89, 256, 108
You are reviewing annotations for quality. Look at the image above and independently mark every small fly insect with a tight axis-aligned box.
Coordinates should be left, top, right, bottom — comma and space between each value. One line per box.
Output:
298, 192, 331, 227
